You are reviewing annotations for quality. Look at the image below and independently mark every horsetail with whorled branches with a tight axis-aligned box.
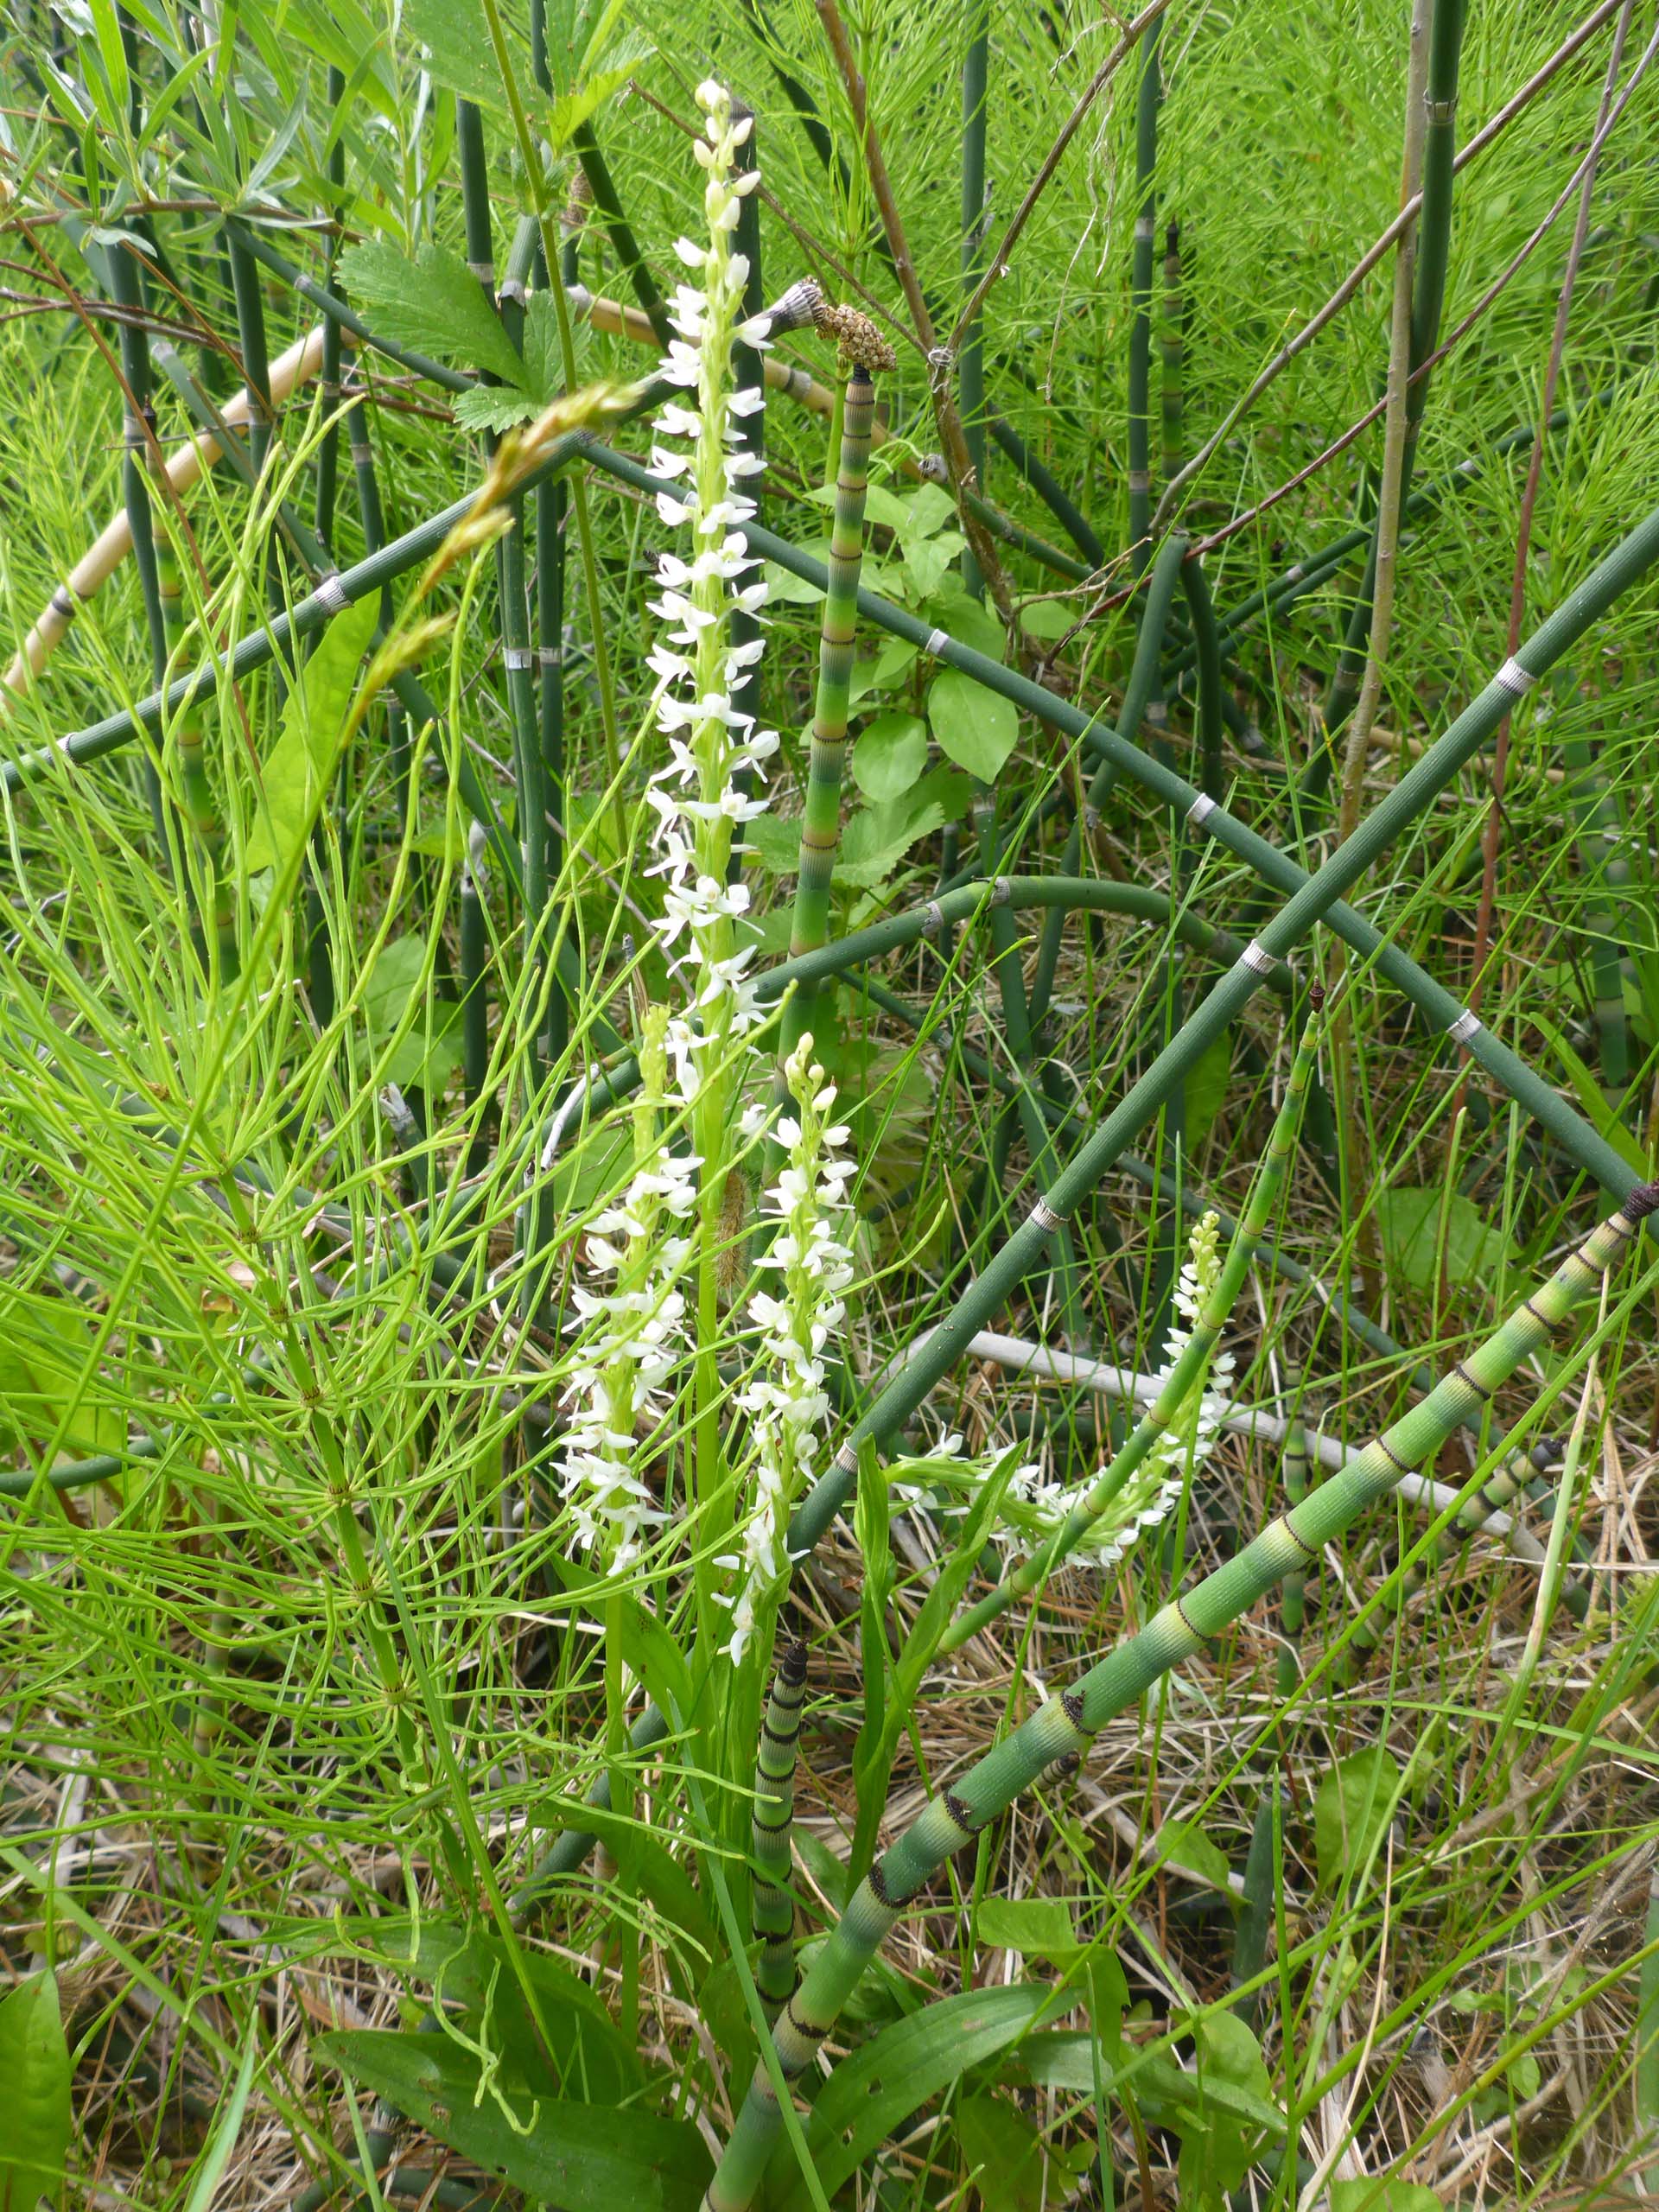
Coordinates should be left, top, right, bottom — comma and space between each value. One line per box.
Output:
702, 1178, 1659, 2211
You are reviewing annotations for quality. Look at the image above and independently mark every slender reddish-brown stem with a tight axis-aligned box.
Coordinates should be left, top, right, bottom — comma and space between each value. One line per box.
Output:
813, 0, 1014, 618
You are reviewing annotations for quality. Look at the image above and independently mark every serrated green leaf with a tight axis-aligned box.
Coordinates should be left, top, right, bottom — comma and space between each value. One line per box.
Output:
521, 290, 563, 403
767, 1984, 1052, 2210
836, 764, 971, 889
549, 35, 653, 149
927, 664, 1020, 781
403, 0, 511, 108
851, 711, 928, 804
1375, 1186, 1508, 1296
337, 239, 528, 389
246, 597, 377, 873
0, 1971, 72, 2210
1314, 1746, 1403, 1892
454, 385, 540, 434
317, 2033, 707, 2210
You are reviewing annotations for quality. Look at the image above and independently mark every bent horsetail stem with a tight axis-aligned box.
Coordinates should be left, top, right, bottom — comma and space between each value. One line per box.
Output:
751, 1640, 809, 2012
702, 1182, 1659, 2210
781, 363, 874, 1061
943, 992, 1325, 1651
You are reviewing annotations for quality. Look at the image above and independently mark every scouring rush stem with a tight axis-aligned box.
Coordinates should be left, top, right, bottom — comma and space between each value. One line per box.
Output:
1332, 1435, 1573, 1685
944, 993, 1325, 1650
1312, 0, 1468, 792
779, 362, 875, 1065
153, 512, 238, 981
1177, 549, 1225, 802
1160, 218, 1184, 484
1028, 529, 1185, 1035
702, 1182, 1659, 2209
971, 798, 1090, 1347
751, 1640, 808, 2013
1126, 13, 1162, 570
813, 0, 1014, 620
960, 0, 990, 600
474, 0, 627, 861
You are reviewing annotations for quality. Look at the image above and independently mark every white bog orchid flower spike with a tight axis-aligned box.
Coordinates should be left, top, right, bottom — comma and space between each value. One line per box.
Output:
645, 79, 780, 1100
718, 1034, 856, 1661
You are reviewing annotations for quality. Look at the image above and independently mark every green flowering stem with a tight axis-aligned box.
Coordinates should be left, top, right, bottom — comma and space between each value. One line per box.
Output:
751, 1641, 808, 2012
702, 1184, 1659, 2210
780, 365, 874, 1061
944, 997, 1324, 1650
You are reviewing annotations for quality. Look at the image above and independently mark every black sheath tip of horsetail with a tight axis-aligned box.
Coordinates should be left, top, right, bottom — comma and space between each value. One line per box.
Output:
1623, 1179, 1659, 1221
1529, 1435, 1560, 1471
1165, 217, 1180, 254
1060, 1688, 1087, 1730
779, 1638, 808, 1687
1052, 1749, 1083, 1779
1308, 981, 1325, 1011
944, 1789, 978, 1834
866, 1859, 896, 1909
784, 2002, 828, 2042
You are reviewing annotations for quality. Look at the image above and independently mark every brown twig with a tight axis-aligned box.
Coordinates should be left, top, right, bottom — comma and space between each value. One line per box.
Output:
946, 0, 1176, 356
813, 0, 1014, 620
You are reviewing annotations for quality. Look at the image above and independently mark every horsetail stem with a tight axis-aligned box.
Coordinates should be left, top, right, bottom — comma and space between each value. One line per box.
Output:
1126, 14, 1162, 569
702, 1182, 1659, 2210
751, 1640, 808, 2013
943, 994, 1325, 1650
1333, 1434, 1583, 1683
1028, 529, 1185, 1033
1160, 218, 1185, 484
779, 364, 874, 1060
1276, 1395, 1310, 1700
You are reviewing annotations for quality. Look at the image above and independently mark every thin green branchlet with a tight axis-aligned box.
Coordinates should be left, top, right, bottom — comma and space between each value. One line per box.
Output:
701, 1180, 1659, 2211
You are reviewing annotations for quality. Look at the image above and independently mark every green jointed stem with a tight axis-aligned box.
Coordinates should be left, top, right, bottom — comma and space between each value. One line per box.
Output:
780, 366, 874, 1058
1276, 1401, 1310, 1699
1127, 15, 1162, 567
704, 1184, 1659, 2209
1160, 219, 1185, 485
1314, 0, 1467, 773
944, 998, 1325, 1650
1029, 529, 1185, 1033
751, 1640, 808, 2012
1333, 1434, 1580, 1681
1178, 549, 1226, 802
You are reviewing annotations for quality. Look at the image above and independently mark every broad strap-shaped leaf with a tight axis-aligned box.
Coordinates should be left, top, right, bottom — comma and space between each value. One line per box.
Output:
318, 2031, 709, 2211
766, 1983, 1053, 2209
0, 1971, 73, 2211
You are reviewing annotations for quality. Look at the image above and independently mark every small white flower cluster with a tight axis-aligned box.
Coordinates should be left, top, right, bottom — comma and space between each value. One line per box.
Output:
718, 1037, 856, 1660
556, 1010, 697, 1567
999, 1211, 1233, 1573
645, 79, 780, 1104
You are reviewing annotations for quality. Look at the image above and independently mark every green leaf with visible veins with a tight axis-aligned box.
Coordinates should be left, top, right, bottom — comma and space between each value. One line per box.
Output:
318, 2033, 708, 2210
402, 0, 512, 109
0, 1972, 72, 2212
766, 1984, 1054, 2210
246, 596, 378, 873
337, 239, 528, 390
928, 664, 1019, 782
